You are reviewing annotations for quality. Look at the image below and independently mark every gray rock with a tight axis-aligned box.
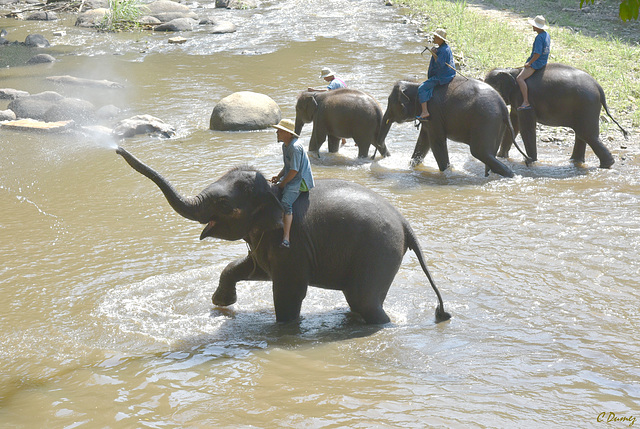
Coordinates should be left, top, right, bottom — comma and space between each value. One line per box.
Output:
113, 115, 176, 138
138, 15, 162, 26
27, 54, 56, 64
26, 11, 58, 21
44, 98, 96, 124
215, 0, 257, 9
8, 91, 64, 120
96, 104, 121, 121
141, 1, 197, 23
154, 17, 197, 32
210, 91, 282, 131
0, 109, 16, 121
211, 21, 237, 34
24, 34, 50, 48
75, 8, 108, 27
0, 88, 29, 100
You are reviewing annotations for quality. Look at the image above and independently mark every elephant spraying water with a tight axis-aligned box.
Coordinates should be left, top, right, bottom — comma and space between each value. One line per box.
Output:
115, 147, 451, 325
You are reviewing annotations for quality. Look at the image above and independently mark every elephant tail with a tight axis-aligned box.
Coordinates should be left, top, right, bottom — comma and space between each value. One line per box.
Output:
405, 225, 451, 323
598, 85, 629, 139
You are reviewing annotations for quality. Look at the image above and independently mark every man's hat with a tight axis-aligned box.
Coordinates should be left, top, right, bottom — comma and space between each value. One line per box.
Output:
272, 118, 299, 138
431, 28, 448, 44
320, 67, 336, 78
529, 15, 548, 30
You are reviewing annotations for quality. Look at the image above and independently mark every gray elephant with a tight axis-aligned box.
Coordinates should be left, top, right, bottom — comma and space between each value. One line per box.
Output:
116, 147, 450, 325
484, 63, 628, 168
294, 89, 390, 158
379, 76, 523, 177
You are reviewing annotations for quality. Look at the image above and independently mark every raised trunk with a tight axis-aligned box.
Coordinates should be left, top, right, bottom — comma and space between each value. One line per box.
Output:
116, 147, 207, 223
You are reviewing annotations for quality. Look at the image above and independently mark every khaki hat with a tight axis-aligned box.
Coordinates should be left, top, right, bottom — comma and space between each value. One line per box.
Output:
320, 67, 335, 78
529, 15, 548, 30
272, 118, 299, 137
431, 28, 448, 44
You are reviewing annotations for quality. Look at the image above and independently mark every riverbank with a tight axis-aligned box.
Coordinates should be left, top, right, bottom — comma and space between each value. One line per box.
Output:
396, 0, 640, 130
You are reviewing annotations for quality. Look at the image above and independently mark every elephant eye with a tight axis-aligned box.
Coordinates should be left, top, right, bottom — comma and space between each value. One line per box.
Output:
216, 197, 233, 214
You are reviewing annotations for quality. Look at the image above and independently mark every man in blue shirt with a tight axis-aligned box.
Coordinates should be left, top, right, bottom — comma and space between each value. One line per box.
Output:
418, 28, 456, 120
308, 67, 347, 92
517, 15, 551, 110
271, 119, 315, 249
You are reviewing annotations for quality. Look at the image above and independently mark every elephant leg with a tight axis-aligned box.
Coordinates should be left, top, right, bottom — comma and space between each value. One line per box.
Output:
430, 137, 450, 172
583, 135, 615, 169
355, 139, 371, 158
570, 135, 587, 164
213, 255, 270, 306
410, 126, 432, 166
470, 145, 515, 178
517, 108, 537, 162
272, 279, 308, 323
309, 128, 327, 153
342, 271, 394, 324
498, 109, 520, 158
328, 135, 340, 153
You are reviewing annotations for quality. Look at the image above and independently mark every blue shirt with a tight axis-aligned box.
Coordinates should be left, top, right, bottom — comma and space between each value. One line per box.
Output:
282, 138, 315, 192
327, 77, 347, 90
528, 31, 550, 69
427, 43, 456, 84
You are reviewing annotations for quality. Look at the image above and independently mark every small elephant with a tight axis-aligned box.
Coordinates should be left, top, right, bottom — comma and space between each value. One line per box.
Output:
379, 77, 520, 177
294, 89, 390, 158
484, 63, 628, 168
116, 147, 450, 325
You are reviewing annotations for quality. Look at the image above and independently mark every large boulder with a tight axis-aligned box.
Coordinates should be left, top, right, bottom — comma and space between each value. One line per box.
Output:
24, 34, 50, 48
26, 11, 58, 21
27, 54, 56, 64
0, 88, 29, 99
44, 98, 96, 124
141, 1, 197, 22
153, 18, 197, 32
0, 109, 17, 121
215, 0, 257, 8
113, 115, 176, 138
8, 91, 64, 120
210, 91, 281, 131
75, 8, 108, 27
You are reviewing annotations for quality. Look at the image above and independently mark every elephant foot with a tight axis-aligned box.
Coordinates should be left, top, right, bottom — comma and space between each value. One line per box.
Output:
599, 158, 615, 169
212, 287, 237, 307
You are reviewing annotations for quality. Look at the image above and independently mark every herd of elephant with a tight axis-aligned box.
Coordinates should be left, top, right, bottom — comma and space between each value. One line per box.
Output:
295, 63, 628, 178
113, 63, 629, 327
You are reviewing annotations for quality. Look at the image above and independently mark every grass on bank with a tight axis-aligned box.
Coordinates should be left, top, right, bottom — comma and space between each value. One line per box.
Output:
397, 0, 640, 128
97, 0, 142, 32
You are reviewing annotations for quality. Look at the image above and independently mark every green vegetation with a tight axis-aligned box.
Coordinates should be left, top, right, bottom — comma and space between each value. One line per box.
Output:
97, 0, 142, 32
582, 0, 639, 21
397, 0, 640, 127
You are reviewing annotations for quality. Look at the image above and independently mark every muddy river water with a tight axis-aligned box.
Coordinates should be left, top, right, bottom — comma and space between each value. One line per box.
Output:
1, 0, 639, 427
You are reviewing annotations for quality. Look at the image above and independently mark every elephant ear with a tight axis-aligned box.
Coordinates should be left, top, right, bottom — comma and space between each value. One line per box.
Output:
251, 190, 284, 233
495, 71, 518, 105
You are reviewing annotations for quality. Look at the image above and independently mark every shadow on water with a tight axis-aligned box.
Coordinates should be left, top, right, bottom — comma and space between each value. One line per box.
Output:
178, 307, 385, 358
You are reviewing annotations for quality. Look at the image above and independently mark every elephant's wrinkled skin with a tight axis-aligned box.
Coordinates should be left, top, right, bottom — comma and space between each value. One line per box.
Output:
294, 89, 390, 158
484, 63, 628, 168
379, 77, 517, 177
116, 147, 450, 325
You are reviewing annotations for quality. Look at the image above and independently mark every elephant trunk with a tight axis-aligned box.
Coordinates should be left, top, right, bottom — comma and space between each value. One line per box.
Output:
294, 116, 305, 136
377, 111, 394, 151
116, 146, 207, 223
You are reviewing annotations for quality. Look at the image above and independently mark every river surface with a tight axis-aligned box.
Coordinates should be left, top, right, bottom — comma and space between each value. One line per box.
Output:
1, 0, 639, 427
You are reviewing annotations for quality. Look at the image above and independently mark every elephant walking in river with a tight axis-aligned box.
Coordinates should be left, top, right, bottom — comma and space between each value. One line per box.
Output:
484, 63, 628, 168
294, 89, 390, 159
116, 147, 450, 325
379, 76, 519, 177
